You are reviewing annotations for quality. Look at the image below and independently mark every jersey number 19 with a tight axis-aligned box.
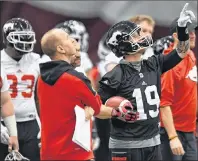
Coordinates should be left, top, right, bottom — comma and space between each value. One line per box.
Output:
133, 85, 160, 120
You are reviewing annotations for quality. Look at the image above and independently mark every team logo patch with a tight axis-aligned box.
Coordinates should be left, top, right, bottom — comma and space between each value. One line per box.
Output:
186, 66, 197, 82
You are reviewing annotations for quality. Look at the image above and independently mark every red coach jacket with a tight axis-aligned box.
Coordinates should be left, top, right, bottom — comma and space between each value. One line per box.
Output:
38, 60, 101, 160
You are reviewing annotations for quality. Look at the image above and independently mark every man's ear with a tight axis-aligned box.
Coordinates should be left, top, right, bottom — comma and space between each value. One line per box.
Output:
57, 45, 65, 54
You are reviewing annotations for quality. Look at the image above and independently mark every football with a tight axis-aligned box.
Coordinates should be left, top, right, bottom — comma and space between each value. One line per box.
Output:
105, 96, 130, 109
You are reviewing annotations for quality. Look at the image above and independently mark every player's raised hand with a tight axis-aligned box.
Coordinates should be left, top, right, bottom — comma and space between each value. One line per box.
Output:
84, 106, 95, 121
178, 3, 196, 27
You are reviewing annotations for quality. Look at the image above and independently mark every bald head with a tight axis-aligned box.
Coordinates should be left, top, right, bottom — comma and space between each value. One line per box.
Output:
41, 28, 69, 59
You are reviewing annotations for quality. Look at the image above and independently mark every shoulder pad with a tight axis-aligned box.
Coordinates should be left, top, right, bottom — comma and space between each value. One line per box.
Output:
27, 52, 41, 60
99, 65, 122, 90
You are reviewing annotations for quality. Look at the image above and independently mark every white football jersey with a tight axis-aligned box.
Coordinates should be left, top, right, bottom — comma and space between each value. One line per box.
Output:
75, 66, 86, 75
1, 49, 42, 122
75, 52, 93, 75
0, 65, 9, 92
97, 52, 121, 77
97, 60, 109, 77
80, 52, 93, 72
142, 47, 154, 60
105, 52, 121, 64
40, 54, 51, 63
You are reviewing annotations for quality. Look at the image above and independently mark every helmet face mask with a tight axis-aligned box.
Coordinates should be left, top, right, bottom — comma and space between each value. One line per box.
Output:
3, 18, 36, 54
6, 31, 36, 53
126, 26, 153, 54
106, 21, 153, 57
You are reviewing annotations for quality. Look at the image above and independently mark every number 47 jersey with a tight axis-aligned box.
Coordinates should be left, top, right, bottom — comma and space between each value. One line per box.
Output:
98, 56, 163, 142
1, 50, 49, 122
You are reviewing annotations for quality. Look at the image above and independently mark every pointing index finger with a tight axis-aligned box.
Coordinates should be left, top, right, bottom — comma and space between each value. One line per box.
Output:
181, 3, 189, 13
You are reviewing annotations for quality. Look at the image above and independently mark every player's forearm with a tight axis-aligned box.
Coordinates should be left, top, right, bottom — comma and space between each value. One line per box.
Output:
95, 105, 113, 119
3, 115, 18, 137
160, 106, 177, 138
162, 49, 182, 73
162, 25, 190, 73
1, 101, 15, 118
175, 26, 190, 58
1, 95, 18, 136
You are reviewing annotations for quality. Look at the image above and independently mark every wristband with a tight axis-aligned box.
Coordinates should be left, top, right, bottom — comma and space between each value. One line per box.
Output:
169, 135, 178, 141
176, 26, 189, 41
3, 115, 18, 136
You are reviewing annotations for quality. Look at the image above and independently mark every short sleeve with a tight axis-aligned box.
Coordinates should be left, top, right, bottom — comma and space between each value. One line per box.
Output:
0, 66, 9, 92
105, 52, 122, 64
80, 52, 93, 72
160, 69, 176, 107
32, 54, 51, 75
98, 65, 122, 103
40, 54, 51, 63
146, 54, 163, 74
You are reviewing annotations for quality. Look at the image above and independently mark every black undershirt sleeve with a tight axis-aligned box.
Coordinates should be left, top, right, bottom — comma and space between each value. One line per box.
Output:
160, 49, 183, 74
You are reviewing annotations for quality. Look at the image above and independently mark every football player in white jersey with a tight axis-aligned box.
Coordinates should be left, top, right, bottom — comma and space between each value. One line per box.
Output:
1, 66, 19, 154
1, 66, 30, 161
0, 18, 42, 160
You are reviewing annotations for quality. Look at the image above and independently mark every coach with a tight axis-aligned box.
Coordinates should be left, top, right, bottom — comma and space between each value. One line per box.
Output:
37, 28, 137, 160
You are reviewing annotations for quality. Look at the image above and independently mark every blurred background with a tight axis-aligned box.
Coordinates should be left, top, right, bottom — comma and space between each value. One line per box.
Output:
0, 0, 197, 63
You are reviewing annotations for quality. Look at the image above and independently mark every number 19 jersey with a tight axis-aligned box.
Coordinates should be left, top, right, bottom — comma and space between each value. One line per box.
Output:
1, 50, 42, 122
98, 55, 163, 142
98, 49, 183, 149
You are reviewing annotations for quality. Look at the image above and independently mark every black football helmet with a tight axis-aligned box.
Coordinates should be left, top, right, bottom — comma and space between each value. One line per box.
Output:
152, 36, 174, 55
55, 20, 89, 52
106, 21, 153, 57
97, 33, 111, 60
2, 18, 36, 53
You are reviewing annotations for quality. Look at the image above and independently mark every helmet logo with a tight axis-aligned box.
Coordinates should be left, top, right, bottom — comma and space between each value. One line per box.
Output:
3, 22, 14, 33
108, 31, 122, 46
